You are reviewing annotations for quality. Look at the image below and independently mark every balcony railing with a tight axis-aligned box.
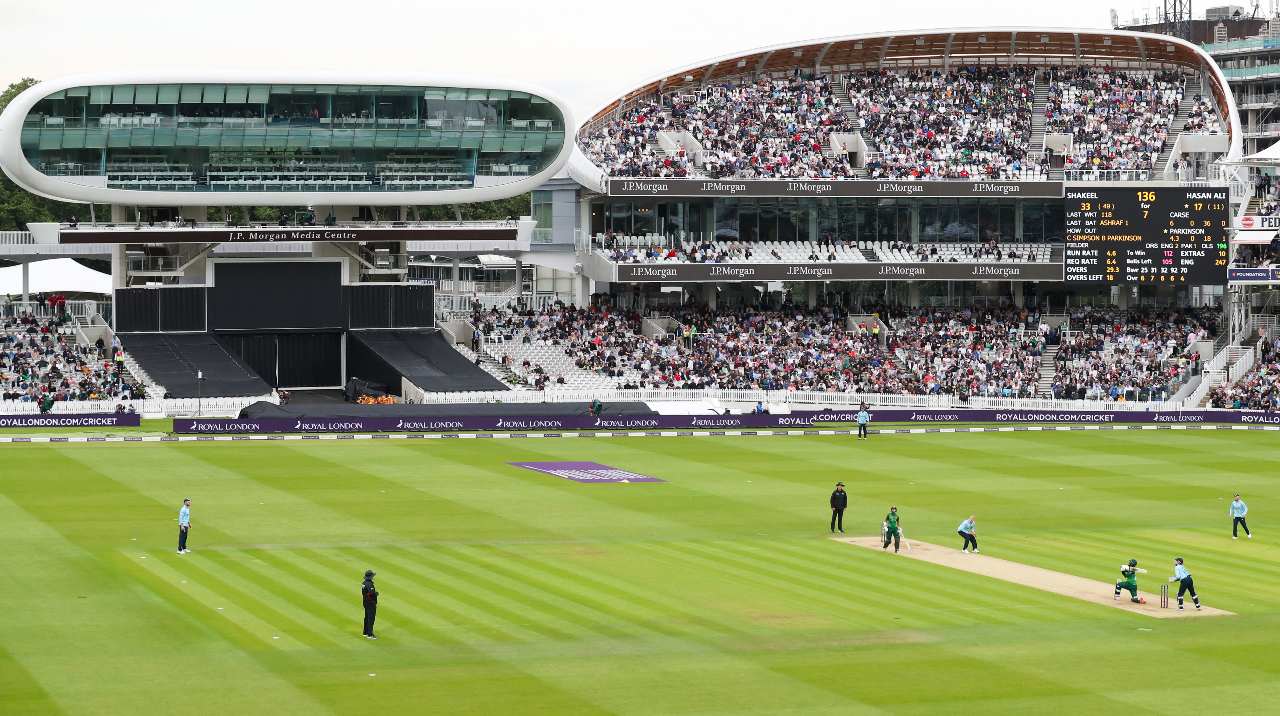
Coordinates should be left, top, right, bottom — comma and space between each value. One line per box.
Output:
1220, 63, 1280, 80
1062, 169, 1154, 182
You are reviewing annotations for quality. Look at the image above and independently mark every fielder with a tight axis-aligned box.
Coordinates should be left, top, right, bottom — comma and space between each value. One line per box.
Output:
882, 506, 901, 553
1168, 557, 1201, 610
1230, 494, 1252, 539
1113, 558, 1147, 603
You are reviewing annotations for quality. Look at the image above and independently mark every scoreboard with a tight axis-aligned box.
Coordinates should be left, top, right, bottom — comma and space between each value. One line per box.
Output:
1063, 187, 1229, 285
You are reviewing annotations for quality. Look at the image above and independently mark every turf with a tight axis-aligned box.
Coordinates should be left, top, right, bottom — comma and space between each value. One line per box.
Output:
0, 431, 1277, 714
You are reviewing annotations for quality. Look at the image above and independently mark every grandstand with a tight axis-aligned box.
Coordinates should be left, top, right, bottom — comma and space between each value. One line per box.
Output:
0, 28, 1273, 423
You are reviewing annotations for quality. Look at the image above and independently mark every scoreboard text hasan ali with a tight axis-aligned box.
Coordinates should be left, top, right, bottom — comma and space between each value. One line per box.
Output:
1063, 187, 1229, 285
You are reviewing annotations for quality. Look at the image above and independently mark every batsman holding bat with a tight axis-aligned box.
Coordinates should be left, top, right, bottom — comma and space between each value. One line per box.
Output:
882, 506, 901, 553
1113, 558, 1147, 603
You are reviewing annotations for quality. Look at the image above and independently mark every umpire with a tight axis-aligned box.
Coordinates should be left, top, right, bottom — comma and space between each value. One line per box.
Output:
830, 482, 848, 533
361, 570, 379, 639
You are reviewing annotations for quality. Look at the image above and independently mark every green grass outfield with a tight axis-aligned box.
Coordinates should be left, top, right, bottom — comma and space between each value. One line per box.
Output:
1, 431, 1277, 714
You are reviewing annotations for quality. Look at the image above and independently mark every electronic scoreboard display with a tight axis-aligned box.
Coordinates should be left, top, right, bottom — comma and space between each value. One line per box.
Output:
1063, 187, 1229, 285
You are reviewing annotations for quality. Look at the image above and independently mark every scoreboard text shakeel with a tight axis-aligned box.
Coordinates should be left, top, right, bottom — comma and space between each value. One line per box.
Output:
1063, 187, 1229, 285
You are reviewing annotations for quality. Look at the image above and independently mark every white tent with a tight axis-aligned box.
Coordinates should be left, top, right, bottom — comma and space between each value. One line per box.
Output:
1238, 139, 1280, 166
0, 259, 111, 296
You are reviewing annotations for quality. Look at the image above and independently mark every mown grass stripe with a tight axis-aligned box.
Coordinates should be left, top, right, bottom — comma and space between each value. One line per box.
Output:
164, 552, 339, 648
484, 544, 757, 641
632, 540, 946, 630
440, 545, 666, 641
291, 547, 518, 644
126, 552, 306, 650
218, 548, 378, 642
343, 546, 563, 642
390, 546, 592, 642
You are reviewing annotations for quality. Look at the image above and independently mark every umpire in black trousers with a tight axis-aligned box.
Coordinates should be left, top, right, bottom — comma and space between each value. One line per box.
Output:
830, 482, 848, 533
361, 570, 379, 639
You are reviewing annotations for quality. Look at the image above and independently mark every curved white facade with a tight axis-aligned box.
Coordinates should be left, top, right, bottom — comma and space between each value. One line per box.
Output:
0, 72, 574, 206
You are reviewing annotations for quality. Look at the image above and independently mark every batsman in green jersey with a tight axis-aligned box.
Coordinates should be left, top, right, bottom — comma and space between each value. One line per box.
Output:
882, 506, 901, 553
1113, 558, 1148, 603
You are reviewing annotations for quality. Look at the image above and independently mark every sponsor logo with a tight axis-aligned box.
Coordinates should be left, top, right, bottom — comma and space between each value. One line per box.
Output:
971, 182, 1021, 195
786, 266, 835, 277
879, 265, 926, 277
592, 417, 661, 428
786, 181, 833, 194
1239, 413, 1280, 424
187, 421, 262, 433
628, 266, 679, 278
619, 180, 670, 194
709, 266, 756, 278
0, 416, 122, 427
700, 181, 748, 194
395, 419, 465, 430
495, 417, 566, 429
909, 412, 960, 422
293, 419, 365, 432
876, 183, 925, 194
971, 265, 1022, 277
690, 417, 745, 427
1151, 414, 1206, 423
994, 412, 1115, 422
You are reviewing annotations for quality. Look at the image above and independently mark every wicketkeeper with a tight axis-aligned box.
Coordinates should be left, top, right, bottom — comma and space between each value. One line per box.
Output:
882, 506, 901, 553
1114, 558, 1147, 603
1168, 557, 1201, 610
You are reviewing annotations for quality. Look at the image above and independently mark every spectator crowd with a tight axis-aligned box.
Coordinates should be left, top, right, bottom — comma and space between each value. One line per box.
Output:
0, 312, 142, 409
1050, 306, 1215, 401
581, 65, 1219, 182
1209, 336, 1280, 410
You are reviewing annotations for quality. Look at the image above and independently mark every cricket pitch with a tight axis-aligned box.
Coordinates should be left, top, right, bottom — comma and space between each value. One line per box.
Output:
834, 536, 1234, 619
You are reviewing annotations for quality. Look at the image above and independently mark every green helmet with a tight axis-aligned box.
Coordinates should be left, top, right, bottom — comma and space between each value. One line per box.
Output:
1128, 559, 1138, 567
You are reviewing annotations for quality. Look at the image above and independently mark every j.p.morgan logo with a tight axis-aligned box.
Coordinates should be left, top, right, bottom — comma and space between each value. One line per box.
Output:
618, 180, 671, 194
971, 266, 1021, 278
877, 182, 925, 194
627, 266, 679, 278
786, 266, 834, 277
971, 182, 1022, 195
879, 265, 926, 277
710, 266, 756, 278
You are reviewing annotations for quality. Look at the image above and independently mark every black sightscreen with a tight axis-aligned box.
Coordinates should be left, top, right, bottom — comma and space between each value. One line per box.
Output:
210, 261, 344, 330
347, 285, 393, 329
115, 288, 160, 332
159, 287, 207, 332
391, 285, 434, 328
216, 332, 342, 388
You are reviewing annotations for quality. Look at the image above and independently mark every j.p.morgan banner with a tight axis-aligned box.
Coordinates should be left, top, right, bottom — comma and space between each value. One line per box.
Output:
0, 413, 141, 428
607, 178, 1064, 199
59, 226, 518, 244
615, 262, 1064, 283
172, 409, 1278, 434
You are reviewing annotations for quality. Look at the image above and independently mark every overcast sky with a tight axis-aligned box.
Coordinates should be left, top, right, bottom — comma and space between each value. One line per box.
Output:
0, 0, 1155, 122
0, 0, 1194, 292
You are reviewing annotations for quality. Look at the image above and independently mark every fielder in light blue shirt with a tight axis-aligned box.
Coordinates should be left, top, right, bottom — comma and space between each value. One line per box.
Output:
1230, 494, 1251, 539
1168, 557, 1201, 610
177, 498, 192, 554
855, 404, 871, 441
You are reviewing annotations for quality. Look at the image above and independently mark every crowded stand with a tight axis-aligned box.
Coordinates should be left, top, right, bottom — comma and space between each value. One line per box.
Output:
1182, 95, 1224, 134
0, 313, 142, 407
849, 66, 1043, 181
1045, 67, 1183, 176
469, 303, 1047, 397
1208, 337, 1280, 410
578, 101, 693, 178
1050, 307, 1215, 401
593, 234, 1050, 265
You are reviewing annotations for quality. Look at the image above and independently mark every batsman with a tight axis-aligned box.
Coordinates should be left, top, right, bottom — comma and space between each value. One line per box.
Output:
882, 506, 902, 553
1113, 558, 1147, 603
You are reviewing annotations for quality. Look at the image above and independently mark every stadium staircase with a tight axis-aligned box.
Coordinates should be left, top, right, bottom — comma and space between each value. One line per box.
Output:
1031, 77, 1048, 154
1035, 344, 1059, 397
453, 342, 527, 388
1156, 74, 1201, 174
